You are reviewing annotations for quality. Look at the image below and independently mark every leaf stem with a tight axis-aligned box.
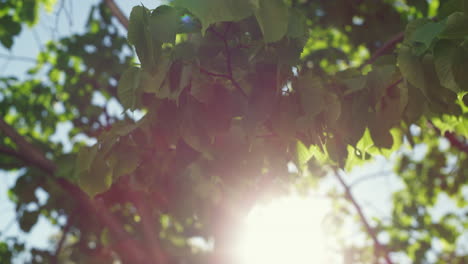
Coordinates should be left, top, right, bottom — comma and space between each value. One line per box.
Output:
208, 24, 248, 98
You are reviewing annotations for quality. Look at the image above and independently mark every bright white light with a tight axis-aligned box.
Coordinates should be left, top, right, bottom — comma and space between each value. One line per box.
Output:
234, 195, 330, 264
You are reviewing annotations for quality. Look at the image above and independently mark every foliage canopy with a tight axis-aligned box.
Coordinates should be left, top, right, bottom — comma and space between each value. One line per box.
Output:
1, 0, 468, 263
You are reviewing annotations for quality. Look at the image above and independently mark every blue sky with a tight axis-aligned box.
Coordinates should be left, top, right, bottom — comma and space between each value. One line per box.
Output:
0, 0, 161, 261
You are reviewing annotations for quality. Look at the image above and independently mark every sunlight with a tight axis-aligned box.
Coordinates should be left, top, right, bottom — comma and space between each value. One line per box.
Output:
234, 194, 331, 264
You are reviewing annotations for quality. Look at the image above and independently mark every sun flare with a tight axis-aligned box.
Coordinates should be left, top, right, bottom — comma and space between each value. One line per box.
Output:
234, 195, 330, 264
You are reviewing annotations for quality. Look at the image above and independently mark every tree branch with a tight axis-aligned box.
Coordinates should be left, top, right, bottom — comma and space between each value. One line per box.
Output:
0, 119, 56, 173
360, 32, 404, 70
103, 0, 128, 30
349, 170, 393, 188
0, 144, 47, 171
332, 167, 393, 264
56, 179, 150, 263
0, 118, 151, 263
208, 25, 248, 98
428, 121, 468, 153
0, 53, 37, 63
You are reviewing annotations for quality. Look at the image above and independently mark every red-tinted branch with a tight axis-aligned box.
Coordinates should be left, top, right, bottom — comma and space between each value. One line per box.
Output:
360, 32, 404, 69
428, 121, 468, 153
0, 144, 48, 171
103, 0, 129, 30
0, 119, 56, 173
0, 118, 151, 263
332, 168, 393, 264
56, 179, 150, 263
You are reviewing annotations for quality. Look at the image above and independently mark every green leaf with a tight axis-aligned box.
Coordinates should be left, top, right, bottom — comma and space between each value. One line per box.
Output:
438, 0, 463, 18
325, 137, 347, 166
78, 154, 113, 197
76, 145, 98, 174
411, 21, 445, 52
108, 144, 140, 179
55, 154, 78, 180
191, 73, 215, 103
128, 6, 155, 68
434, 41, 460, 92
173, 0, 253, 33
403, 19, 431, 44
345, 129, 374, 171
180, 102, 213, 158
439, 12, 468, 39
128, 6, 148, 45
171, 63, 192, 102
297, 71, 325, 117
118, 67, 141, 111
254, 0, 289, 43
342, 75, 367, 95
324, 93, 341, 123
296, 140, 312, 166
271, 96, 300, 139
286, 8, 307, 38
19, 210, 40, 232
397, 45, 426, 92
149, 5, 180, 44
0, 16, 21, 49
140, 55, 172, 94
369, 120, 394, 149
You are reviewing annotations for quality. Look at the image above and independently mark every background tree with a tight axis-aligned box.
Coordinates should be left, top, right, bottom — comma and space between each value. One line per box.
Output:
1, 0, 468, 263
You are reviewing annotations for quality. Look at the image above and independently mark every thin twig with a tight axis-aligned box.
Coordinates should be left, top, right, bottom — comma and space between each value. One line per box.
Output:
387, 78, 403, 91
103, 0, 129, 30
0, 53, 37, 63
349, 170, 393, 188
207, 25, 248, 98
332, 167, 393, 264
52, 212, 75, 264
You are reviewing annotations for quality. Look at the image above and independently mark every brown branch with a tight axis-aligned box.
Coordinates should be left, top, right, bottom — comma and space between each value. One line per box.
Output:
103, 0, 128, 30
0, 119, 56, 173
428, 121, 468, 153
0, 118, 151, 263
360, 32, 404, 70
0, 144, 47, 171
56, 179, 150, 263
0, 145, 23, 160
332, 167, 393, 264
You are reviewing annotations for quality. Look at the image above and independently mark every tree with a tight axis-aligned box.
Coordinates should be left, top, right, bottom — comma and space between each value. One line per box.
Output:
1, 0, 468, 263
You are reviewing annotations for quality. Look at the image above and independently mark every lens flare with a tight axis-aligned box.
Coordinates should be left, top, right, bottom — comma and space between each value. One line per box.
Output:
234, 195, 330, 264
